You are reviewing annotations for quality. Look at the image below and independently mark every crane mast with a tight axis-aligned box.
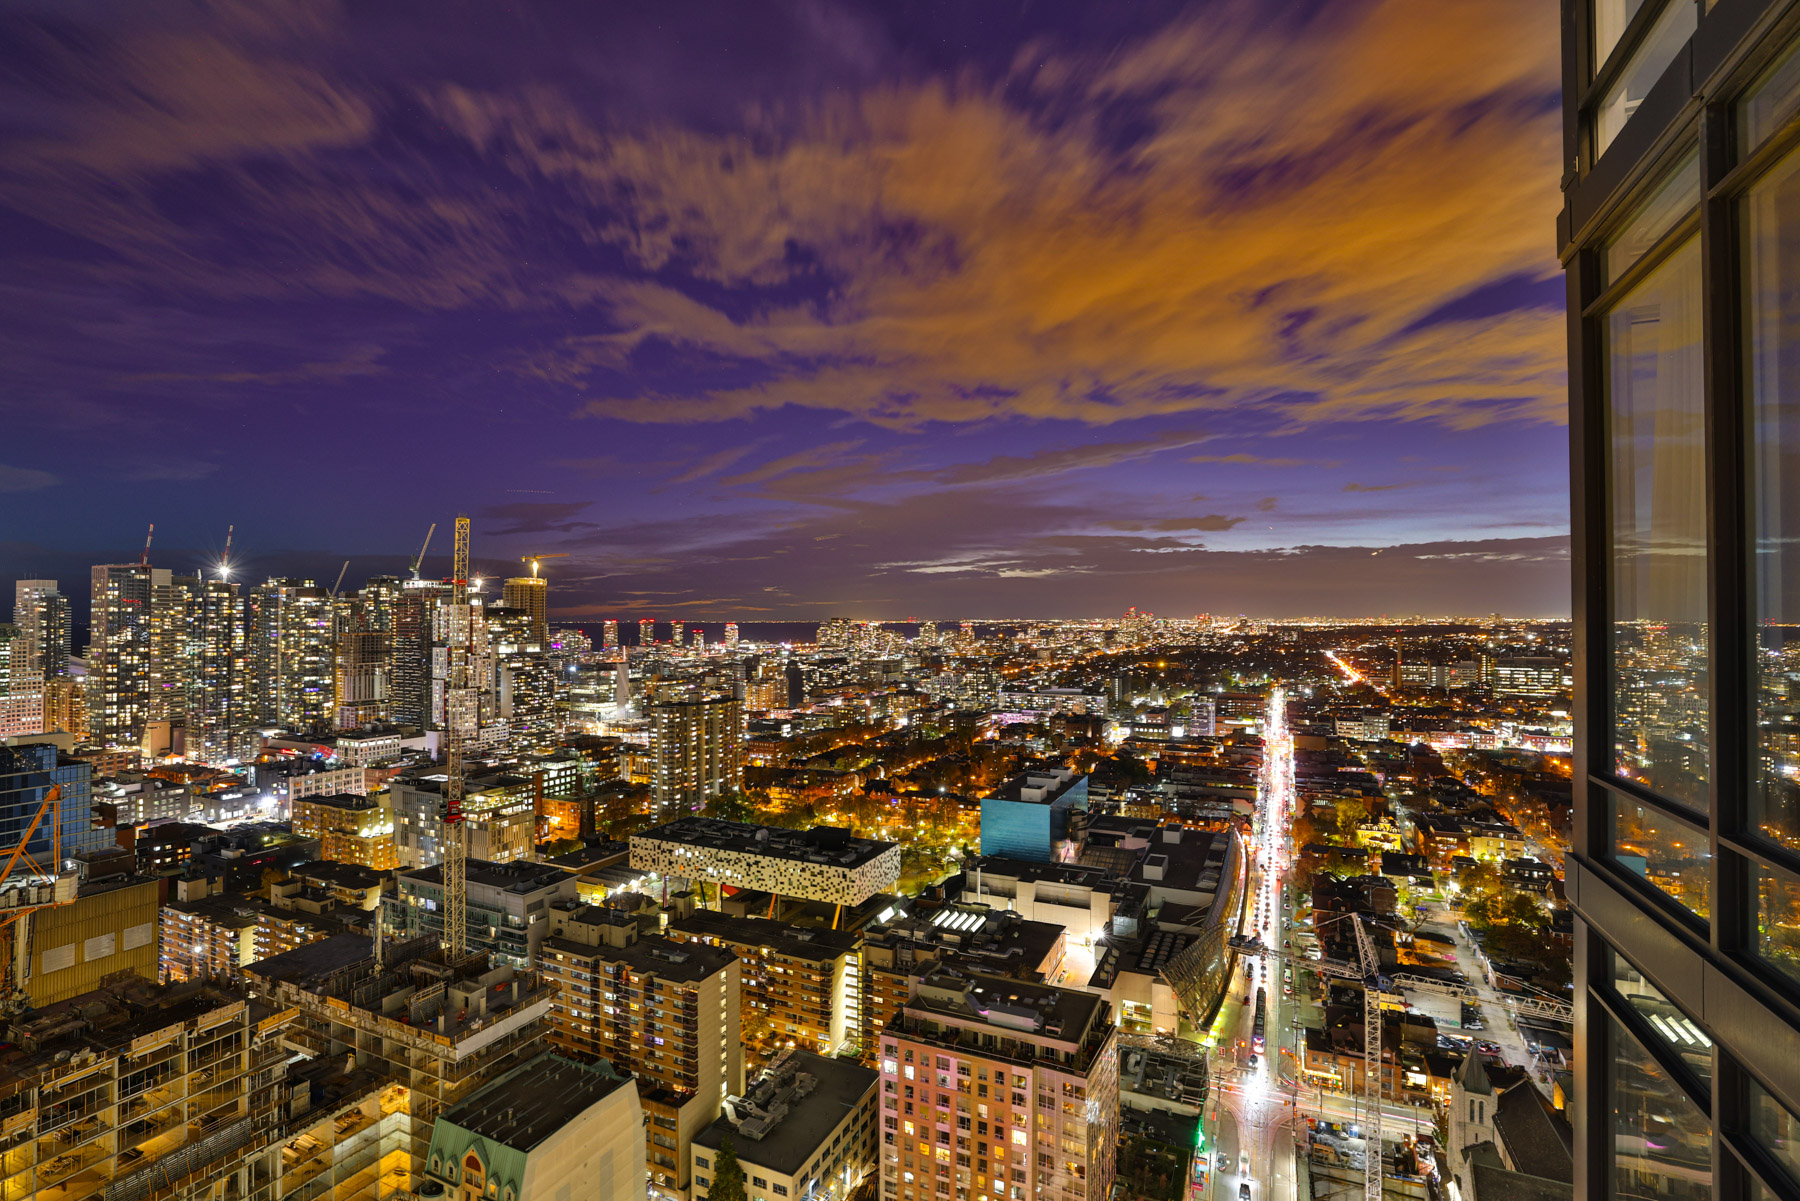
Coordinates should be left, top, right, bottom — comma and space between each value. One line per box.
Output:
440, 516, 471, 959
1351, 913, 1384, 1201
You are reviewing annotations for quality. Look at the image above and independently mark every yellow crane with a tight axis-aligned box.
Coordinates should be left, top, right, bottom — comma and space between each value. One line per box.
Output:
519, 552, 570, 577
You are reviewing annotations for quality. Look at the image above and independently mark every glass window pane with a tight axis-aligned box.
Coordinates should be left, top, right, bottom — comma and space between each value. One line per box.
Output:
1595, 0, 1655, 73
1597, 1, 1697, 156
1611, 793, 1712, 920
1747, 147, 1800, 853
1742, 38, 1800, 151
1604, 152, 1700, 286
1749, 1076, 1800, 1191
1754, 859, 1800, 987
1606, 237, 1710, 811
1607, 951, 1712, 1088
1607, 1008, 1713, 1201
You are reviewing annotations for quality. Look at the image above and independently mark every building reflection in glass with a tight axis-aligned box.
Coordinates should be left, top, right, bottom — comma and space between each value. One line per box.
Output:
1608, 1010, 1713, 1201
1607, 237, 1709, 812
1612, 794, 1711, 921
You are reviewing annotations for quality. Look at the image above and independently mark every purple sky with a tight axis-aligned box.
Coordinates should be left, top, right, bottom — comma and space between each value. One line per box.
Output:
0, 0, 1570, 621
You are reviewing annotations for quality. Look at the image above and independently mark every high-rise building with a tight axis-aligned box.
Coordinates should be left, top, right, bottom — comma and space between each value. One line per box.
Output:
0, 624, 36, 738
42, 677, 86, 740
724, 621, 739, 650
650, 696, 743, 815
671, 619, 686, 648
639, 617, 656, 646
334, 628, 390, 729
877, 966, 1118, 1201
186, 575, 254, 764
603, 619, 619, 649
148, 571, 201, 725
87, 562, 157, 748
12, 579, 69, 681
0, 740, 104, 863
7, 580, 67, 738
1559, 5, 1800, 1200
489, 604, 555, 747
503, 575, 550, 648
539, 904, 743, 1201
392, 579, 449, 728
248, 578, 335, 731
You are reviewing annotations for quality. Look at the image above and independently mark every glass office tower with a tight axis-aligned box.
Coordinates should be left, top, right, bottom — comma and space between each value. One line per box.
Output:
1564, 2, 1800, 1199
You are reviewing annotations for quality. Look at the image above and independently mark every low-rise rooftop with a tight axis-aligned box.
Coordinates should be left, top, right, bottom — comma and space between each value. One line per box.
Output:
439, 1051, 634, 1150
693, 1049, 877, 1177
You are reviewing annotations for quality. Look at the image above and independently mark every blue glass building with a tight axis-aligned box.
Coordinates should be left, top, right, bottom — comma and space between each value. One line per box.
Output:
0, 742, 106, 871
980, 768, 1090, 863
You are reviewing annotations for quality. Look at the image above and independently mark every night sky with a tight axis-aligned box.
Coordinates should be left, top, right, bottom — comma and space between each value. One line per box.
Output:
0, 0, 1569, 622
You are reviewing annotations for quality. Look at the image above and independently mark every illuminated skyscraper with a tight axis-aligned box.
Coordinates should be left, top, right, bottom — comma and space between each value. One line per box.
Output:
650, 696, 743, 815
602, 619, 619, 649
724, 621, 739, 650
9, 581, 68, 737
392, 580, 449, 728
638, 617, 655, 645
187, 576, 254, 764
502, 575, 549, 647
489, 605, 554, 747
88, 563, 157, 748
248, 578, 334, 732
671, 619, 686, 647
0, 625, 31, 739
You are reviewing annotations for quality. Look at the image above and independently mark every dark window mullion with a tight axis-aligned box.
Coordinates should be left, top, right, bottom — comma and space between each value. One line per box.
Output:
1701, 99, 1749, 960
1594, 770, 1712, 830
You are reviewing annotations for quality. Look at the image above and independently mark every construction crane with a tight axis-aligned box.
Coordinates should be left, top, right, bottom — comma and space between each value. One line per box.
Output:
0, 784, 79, 1009
408, 523, 437, 582
1350, 914, 1384, 1201
139, 523, 154, 567
440, 516, 472, 959
518, 552, 569, 578
219, 524, 234, 581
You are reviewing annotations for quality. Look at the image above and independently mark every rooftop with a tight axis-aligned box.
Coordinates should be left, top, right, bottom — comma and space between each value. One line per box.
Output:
544, 931, 738, 984
693, 1050, 877, 1177
402, 859, 571, 894
669, 910, 861, 962
863, 902, 1064, 978
296, 792, 380, 811
440, 1052, 634, 1151
634, 818, 897, 870
901, 964, 1108, 1047
989, 767, 1087, 807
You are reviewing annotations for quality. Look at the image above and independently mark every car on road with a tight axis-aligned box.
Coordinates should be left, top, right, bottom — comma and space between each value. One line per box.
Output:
1247, 1054, 1259, 1068
1241, 1185, 1252, 1200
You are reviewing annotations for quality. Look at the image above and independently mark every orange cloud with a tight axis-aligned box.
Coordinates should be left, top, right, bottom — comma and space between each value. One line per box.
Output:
444, 0, 1562, 429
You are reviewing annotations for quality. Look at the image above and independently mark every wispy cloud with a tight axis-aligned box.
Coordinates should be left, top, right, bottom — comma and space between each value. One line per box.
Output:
0, 466, 56, 493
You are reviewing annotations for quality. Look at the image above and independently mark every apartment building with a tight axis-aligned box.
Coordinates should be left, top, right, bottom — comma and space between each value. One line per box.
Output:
158, 880, 260, 983
539, 906, 743, 1201
386, 859, 577, 968
860, 903, 1066, 1061
876, 966, 1119, 1201
668, 909, 862, 1063
692, 1049, 879, 1201
245, 932, 558, 1191
289, 791, 398, 870
390, 770, 538, 867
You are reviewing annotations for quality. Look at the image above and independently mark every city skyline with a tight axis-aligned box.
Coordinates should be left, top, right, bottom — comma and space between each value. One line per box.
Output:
0, 0, 1569, 619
